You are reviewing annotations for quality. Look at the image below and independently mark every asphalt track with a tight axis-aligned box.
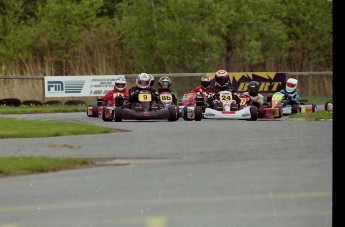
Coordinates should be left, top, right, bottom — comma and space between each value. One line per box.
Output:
0, 111, 332, 227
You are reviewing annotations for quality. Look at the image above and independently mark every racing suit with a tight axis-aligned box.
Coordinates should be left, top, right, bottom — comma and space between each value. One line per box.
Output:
190, 86, 211, 98
279, 89, 299, 106
242, 92, 264, 108
103, 88, 129, 106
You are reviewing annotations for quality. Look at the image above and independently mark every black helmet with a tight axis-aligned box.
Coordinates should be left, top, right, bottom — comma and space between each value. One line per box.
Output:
201, 75, 211, 89
158, 76, 172, 90
248, 81, 260, 96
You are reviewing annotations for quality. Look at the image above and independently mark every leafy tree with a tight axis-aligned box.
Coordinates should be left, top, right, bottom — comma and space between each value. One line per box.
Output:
117, 0, 229, 73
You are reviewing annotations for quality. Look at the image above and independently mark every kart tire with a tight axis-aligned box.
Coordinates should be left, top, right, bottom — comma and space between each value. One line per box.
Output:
292, 104, 299, 113
257, 106, 264, 118
0, 98, 21, 107
168, 106, 178, 121
325, 102, 333, 111
114, 107, 123, 122
275, 106, 283, 118
248, 106, 258, 121
194, 106, 203, 121
183, 106, 192, 121
102, 108, 113, 122
65, 100, 86, 106
87, 104, 99, 117
22, 100, 42, 106
44, 100, 62, 105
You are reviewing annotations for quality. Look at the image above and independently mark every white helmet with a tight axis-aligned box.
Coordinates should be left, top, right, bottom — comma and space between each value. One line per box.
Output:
136, 73, 152, 89
114, 76, 126, 91
286, 78, 297, 93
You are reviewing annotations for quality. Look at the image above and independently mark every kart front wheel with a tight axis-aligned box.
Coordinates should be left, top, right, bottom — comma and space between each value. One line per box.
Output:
114, 107, 123, 122
194, 106, 203, 121
292, 104, 299, 113
102, 108, 114, 121
248, 106, 258, 121
257, 106, 264, 118
168, 106, 179, 121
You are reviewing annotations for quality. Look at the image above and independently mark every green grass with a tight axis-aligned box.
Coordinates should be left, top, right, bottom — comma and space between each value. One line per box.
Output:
0, 104, 86, 114
0, 114, 112, 177
0, 117, 111, 138
287, 110, 333, 120
0, 156, 92, 176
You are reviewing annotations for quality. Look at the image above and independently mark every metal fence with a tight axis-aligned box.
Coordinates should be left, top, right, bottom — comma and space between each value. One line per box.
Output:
0, 72, 333, 102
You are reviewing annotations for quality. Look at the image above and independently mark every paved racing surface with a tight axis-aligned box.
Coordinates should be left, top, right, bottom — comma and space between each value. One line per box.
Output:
0, 112, 332, 227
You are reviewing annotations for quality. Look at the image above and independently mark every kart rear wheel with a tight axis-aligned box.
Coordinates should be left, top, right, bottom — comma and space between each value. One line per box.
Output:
257, 106, 264, 118
168, 106, 179, 121
102, 108, 114, 121
194, 106, 203, 121
87, 104, 98, 117
114, 107, 123, 122
248, 106, 258, 121
275, 106, 283, 118
183, 106, 193, 121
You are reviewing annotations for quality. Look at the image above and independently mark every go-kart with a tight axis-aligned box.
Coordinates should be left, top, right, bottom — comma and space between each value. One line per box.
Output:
266, 92, 316, 115
110, 90, 179, 122
86, 93, 129, 119
238, 94, 283, 119
179, 91, 208, 121
182, 90, 258, 121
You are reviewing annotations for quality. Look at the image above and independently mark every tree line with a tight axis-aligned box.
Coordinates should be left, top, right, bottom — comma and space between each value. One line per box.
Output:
0, 0, 332, 76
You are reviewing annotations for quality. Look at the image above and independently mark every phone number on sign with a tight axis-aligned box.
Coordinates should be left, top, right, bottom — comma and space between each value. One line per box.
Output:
90, 90, 109, 95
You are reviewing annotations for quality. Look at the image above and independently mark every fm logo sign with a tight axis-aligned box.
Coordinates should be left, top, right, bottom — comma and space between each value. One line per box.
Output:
47, 81, 64, 92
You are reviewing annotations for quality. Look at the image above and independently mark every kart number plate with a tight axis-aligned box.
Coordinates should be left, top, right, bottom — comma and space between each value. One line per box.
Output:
272, 93, 284, 100
159, 94, 172, 103
138, 93, 152, 102
113, 93, 122, 98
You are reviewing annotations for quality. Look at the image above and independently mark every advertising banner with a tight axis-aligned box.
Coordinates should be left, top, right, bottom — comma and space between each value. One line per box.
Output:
206, 72, 286, 93
44, 75, 124, 97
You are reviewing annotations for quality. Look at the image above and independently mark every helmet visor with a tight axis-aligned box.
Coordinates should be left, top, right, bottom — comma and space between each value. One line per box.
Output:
286, 82, 296, 88
161, 81, 169, 89
216, 76, 228, 85
201, 81, 211, 88
116, 83, 125, 88
139, 80, 149, 86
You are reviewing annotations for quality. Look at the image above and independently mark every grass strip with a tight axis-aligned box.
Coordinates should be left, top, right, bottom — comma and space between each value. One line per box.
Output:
0, 104, 86, 114
0, 117, 111, 138
0, 156, 91, 176
287, 110, 332, 120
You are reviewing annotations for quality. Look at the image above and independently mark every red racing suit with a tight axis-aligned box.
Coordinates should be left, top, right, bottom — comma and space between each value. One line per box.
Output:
190, 86, 211, 98
103, 88, 129, 106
